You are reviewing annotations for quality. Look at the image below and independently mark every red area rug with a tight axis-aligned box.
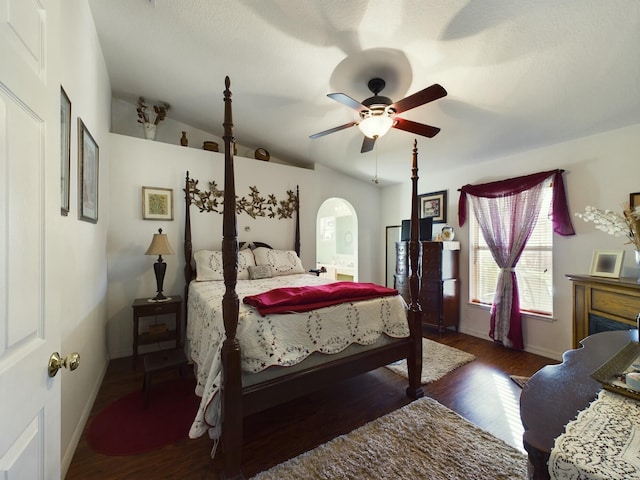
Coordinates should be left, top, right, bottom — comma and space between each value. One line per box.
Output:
86, 378, 199, 456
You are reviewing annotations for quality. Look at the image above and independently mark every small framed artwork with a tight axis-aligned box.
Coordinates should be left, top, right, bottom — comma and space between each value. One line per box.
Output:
630, 192, 640, 210
60, 87, 71, 216
589, 250, 625, 278
78, 118, 99, 223
419, 190, 447, 224
142, 186, 174, 220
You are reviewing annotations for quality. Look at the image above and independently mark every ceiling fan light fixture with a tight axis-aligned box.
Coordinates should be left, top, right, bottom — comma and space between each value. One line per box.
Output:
358, 108, 394, 139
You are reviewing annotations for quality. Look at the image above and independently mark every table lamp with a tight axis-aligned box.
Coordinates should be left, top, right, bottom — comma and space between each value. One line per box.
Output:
145, 228, 175, 302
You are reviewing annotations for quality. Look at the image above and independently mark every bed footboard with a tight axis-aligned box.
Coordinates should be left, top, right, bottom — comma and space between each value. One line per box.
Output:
220, 76, 243, 480
405, 140, 424, 400
207, 77, 422, 479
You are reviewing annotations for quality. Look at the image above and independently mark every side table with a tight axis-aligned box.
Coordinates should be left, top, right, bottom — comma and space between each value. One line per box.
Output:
520, 329, 637, 479
131, 295, 182, 370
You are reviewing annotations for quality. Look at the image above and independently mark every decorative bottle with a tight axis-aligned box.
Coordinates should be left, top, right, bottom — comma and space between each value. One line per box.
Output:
441, 226, 455, 241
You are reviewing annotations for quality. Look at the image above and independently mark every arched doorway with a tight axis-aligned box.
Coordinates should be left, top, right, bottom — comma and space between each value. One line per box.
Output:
316, 198, 358, 282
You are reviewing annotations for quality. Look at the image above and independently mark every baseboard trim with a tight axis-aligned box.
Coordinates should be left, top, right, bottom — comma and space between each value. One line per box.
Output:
61, 353, 110, 478
457, 326, 562, 361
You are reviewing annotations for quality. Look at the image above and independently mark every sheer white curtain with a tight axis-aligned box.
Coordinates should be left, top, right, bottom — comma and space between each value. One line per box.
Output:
468, 181, 548, 348
459, 169, 575, 349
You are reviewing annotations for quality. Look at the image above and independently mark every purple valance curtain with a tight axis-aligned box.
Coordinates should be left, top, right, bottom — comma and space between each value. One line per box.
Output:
457, 169, 574, 350
458, 169, 575, 236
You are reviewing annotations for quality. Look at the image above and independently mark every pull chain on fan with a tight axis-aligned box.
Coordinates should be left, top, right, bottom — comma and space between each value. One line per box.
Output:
372, 145, 379, 184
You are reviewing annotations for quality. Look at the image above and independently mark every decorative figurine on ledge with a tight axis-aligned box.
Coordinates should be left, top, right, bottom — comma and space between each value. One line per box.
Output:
441, 226, 455, 241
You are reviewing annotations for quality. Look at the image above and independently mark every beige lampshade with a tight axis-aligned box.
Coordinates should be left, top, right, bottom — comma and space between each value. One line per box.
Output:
145, 228, 175, 256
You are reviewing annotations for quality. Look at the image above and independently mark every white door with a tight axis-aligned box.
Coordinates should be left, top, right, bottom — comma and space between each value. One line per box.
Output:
0, 1, 62, 478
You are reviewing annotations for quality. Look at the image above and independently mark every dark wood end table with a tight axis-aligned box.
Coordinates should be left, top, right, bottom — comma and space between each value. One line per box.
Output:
131, 295, 183, 370
520, 329, 638, 479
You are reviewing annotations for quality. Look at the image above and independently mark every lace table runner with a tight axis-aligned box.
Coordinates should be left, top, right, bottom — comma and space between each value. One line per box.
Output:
549, 389, 640, 479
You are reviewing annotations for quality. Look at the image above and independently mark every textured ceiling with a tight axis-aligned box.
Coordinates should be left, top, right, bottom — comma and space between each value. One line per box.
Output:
88, 0, 640, 185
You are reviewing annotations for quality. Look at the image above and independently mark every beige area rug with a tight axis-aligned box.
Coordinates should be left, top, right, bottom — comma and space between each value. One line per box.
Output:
385, 338, 476, 384
251, 396, 527, 480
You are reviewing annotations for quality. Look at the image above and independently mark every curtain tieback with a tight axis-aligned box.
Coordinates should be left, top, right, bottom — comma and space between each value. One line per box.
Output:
500, 267, 515, 272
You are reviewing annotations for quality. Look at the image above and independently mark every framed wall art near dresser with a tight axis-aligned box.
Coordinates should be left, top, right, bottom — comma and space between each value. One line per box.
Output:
418, 190, 447, 223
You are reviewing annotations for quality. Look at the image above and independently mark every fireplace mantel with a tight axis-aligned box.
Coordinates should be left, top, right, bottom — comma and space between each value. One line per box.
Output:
567, 274, 640, 348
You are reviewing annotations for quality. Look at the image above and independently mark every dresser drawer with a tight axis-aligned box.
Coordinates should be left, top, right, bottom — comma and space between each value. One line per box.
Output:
394, 275, 410, 304
134, 302, 179, 317
396, 242, 408, 275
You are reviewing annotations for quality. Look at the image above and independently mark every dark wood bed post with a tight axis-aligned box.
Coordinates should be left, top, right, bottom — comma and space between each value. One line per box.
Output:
184, 171, 193, 305
406, 139, 424, 399
294, 186, 300, 257
220, 76, 244, 480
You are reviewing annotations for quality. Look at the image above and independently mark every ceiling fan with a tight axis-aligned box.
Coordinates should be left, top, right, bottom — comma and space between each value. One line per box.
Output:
310, 78, 447, 153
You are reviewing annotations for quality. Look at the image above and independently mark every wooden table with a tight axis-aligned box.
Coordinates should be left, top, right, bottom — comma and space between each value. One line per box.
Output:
520, 329, 638, 479
131, 295, 182, 370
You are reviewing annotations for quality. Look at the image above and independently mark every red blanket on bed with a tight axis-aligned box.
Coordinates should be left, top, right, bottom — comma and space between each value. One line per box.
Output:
243, 281, 399, 316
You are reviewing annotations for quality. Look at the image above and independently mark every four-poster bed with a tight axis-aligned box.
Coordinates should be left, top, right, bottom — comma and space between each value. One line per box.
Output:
183, 76, 425, 479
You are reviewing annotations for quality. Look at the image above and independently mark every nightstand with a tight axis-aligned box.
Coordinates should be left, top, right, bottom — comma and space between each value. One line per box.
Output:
131, 295, 182, 370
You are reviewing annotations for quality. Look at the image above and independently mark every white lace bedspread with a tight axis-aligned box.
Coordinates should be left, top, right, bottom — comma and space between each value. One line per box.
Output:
549, 389, 640, 479
186, 273, 409, 443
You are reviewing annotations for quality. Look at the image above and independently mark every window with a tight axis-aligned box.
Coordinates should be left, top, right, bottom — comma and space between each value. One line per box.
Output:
469, 186, 554, 316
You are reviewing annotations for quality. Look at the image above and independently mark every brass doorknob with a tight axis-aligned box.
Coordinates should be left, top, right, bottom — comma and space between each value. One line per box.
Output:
48, 352, 80, 377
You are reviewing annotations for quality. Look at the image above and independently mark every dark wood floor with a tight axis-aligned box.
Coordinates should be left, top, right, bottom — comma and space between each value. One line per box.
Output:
66, 330, 556, 480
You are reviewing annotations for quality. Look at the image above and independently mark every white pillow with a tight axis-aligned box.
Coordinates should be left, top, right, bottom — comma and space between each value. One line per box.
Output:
194, 249, 256, 281
252, 247, 304, 276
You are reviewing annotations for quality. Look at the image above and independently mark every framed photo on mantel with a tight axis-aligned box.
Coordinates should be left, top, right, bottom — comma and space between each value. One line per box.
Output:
589, 250, 624, 278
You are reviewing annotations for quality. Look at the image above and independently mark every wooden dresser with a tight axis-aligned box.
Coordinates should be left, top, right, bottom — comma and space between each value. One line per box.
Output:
566, 274, 640, 348
394, 241, 460, 332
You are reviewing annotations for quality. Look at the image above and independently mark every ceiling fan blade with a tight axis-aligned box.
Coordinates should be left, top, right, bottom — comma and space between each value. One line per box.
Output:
361, 136, 376, 153
391, 84, 447, 114
309, 121, 357, 139
328, 93, 368, 112
393, 118, 441, 138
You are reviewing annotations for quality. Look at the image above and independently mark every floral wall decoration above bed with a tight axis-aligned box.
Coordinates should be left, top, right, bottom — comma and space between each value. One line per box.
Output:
186, 179, 297, 219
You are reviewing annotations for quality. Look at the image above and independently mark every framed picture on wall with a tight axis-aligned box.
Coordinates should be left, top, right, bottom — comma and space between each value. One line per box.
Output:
589, 250, 625, 278
60, 87, 71, 216
78, 118, 99, 223
630, 192, 640, 210
418, 190, 447, 223
142, 186, 174, 220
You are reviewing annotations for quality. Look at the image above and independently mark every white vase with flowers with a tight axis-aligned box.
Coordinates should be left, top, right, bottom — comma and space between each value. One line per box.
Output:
136, 96, 170, 140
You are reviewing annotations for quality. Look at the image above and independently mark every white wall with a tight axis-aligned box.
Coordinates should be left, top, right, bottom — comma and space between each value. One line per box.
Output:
106, 134, 381, 358
58, 1, 112, 475
381, 124, 640, 360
